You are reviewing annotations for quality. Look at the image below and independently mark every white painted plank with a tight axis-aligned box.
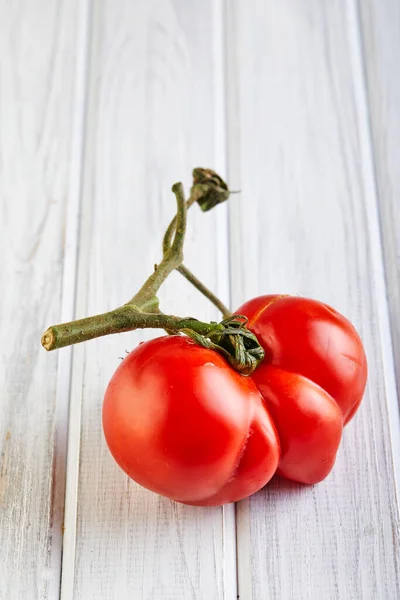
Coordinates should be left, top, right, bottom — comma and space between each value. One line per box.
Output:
212, 1, 238, 598
64, 1, 235, 599
0, 1, 78, 599
359, 0, 400, 457
226, 1, 400, 599
58, 0, 92, 598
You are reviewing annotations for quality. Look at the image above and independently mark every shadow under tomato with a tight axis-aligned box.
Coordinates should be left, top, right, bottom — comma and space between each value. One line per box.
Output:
268, 473, 311, 492
248, 473, 313, 504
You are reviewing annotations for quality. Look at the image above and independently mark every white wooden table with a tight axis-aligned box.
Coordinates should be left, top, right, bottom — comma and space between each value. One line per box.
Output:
1, 1, 399, 599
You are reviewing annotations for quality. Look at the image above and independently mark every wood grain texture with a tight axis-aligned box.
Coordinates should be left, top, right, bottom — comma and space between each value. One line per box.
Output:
63, 1, 235, 598
0, 1, 78, 598
226, 1, 400, 599
359, 0, 400, 438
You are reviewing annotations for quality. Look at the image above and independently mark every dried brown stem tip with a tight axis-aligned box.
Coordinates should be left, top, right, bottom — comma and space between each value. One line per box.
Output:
41, 329, 55, 351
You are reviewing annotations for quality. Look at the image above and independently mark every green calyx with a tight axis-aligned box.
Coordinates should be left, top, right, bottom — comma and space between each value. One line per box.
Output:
183, 315, 265, 376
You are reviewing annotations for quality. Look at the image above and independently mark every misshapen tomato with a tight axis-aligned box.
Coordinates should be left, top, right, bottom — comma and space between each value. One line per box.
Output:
103, 296, 367, 505
103, 336, 280, 506
237, 296, 367, 485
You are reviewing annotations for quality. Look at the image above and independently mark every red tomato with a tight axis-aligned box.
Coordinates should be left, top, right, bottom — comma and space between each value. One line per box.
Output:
103, 336, 280, 506
103, 296, 367, 505
236, 295, 367, 484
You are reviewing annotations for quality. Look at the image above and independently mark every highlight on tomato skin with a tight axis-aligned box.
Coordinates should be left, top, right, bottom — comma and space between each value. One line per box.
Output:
102, 295, 367, 506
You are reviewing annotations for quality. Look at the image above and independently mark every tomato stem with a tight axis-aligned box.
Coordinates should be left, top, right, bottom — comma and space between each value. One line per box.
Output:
41, 307, 223, 351
126, 182, 187, 309
162, 179, 232, 318
41, 168, 255, 370
176, 265, 231, 318
41, 311, 264, 375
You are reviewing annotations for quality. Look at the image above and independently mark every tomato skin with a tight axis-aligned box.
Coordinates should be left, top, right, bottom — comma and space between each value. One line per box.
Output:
236, 295, 367, 484
103, 295, 367, 504
252, 367, 343, 484
103, 336, 280, 505
236, 295, 367, 424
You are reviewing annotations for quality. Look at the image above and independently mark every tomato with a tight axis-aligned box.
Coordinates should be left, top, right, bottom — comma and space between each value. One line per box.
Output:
236, 295, 367, 484
103, 296, 367, 505
103, 335, 280, 506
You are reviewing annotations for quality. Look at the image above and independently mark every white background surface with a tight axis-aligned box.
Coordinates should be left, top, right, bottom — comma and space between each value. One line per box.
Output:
0, 1, 399, 599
